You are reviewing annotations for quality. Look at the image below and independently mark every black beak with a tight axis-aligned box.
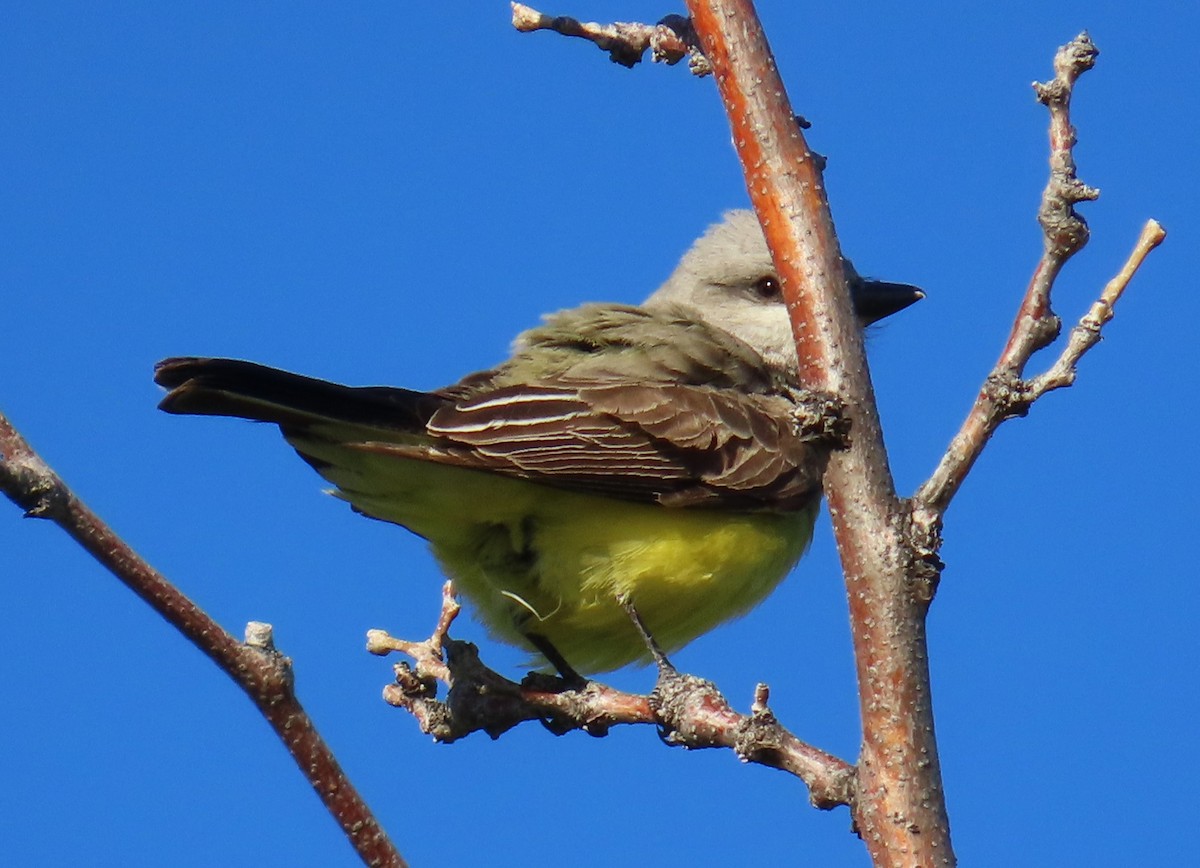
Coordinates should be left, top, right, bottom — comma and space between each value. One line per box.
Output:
850, 278, 925, 326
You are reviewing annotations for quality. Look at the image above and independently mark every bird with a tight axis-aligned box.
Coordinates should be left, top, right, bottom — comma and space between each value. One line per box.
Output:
155, 210, 921, 675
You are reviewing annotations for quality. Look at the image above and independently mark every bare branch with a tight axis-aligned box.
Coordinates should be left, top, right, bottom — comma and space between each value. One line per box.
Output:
0, 413, 406, 868
1032, 32, 1101, 267
681, 1, 954, 861
1027, 220, 1166, 397
914, 33, 1163, 534
511, 3, 710, 74
371, 585, 855, 809
367, 581, 461, 685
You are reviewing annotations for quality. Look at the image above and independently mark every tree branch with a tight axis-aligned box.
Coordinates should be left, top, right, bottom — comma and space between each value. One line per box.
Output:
368, 583, 855, 809
0, 413, 406, 868
681, 2, 954, 863
513, 2, 954, 861
511, 12, 1162, 868
913, 33, 1164, 535
510, 3, 710, 74
1026, 220, 1165, 397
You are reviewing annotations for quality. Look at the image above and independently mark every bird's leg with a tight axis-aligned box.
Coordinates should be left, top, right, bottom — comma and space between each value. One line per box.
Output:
619, 596, 676, 675
523, 631, 587, 688
621, 597, 699, 747
622, 597, 732, 751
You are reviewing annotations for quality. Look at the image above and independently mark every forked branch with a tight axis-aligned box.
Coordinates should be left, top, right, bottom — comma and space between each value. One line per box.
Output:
1026, 221, 1165, 398
913, 33, 1165, 538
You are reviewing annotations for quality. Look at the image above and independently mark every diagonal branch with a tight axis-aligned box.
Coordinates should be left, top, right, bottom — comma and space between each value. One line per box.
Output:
368, 583, 855, 809
0, 413, 406, 868
1026, 220, 1165, 398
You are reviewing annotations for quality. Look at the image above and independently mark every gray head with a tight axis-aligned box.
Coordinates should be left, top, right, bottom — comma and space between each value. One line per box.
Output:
645, 210, 922, 373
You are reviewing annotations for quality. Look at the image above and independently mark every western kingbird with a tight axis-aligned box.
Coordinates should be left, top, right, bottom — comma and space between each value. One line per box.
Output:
155, 211, 920, 674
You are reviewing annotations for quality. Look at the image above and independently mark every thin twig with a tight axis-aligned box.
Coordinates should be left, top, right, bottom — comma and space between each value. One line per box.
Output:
0, 413, 405, 868
1027, 220, 1166, 396
370, 584, 855, 809
511, 3, 710, 74
913, 33, 1163, 538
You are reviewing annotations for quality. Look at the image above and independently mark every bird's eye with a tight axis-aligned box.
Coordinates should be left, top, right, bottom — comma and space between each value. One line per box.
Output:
753, 275, 781, 299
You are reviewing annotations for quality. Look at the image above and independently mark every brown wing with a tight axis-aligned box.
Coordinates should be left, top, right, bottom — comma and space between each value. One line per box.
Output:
355, 381, 827, 511
156, 357, 827, 512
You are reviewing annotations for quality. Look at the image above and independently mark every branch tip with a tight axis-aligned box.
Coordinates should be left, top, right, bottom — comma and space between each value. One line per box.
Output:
244, 621, 275, 650
511, 3, 709, 74
1027, 219, 1166, 398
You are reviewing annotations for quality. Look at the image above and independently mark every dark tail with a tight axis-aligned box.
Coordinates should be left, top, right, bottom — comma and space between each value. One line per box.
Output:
154, 357, 442, 432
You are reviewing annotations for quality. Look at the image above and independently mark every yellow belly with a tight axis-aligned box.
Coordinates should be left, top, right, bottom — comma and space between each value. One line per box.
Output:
295, 437, 817, 674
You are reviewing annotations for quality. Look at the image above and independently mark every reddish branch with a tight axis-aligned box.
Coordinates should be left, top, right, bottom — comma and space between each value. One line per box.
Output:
681, 2, 954, 863
912, 33, 1165, 535
368, 583, 855, 809
0, 415, 405, 868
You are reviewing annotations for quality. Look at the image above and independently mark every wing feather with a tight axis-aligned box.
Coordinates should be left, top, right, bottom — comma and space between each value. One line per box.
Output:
412, 382, 827, 511
156, 299, 831, 514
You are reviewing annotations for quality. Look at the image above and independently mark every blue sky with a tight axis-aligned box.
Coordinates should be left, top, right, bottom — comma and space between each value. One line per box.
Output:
2, 3, 1196, 866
